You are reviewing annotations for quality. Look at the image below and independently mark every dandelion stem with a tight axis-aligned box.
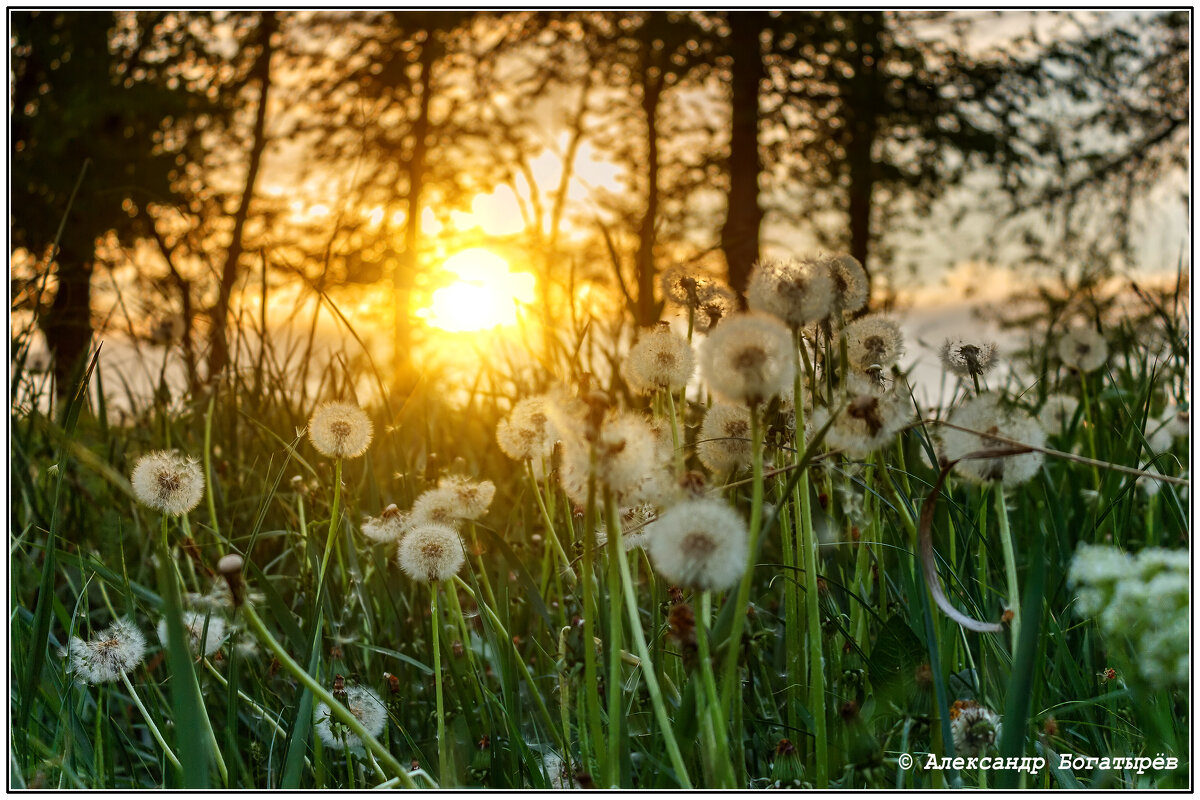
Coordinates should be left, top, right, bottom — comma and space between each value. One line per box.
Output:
431, 584, 449, 784
580, 459, 605, 776
610, 523, 693, 788
603, 491, 624, 787
120, 672, 182, 774
665, 389, 685, 475
203, 392, 220, 541
316, 459, 343, 607
239, 603, 418, 788
696, 591, 734, 787
995, 489, 1021, 646
526, 462, 575, 584
718, 406, 763, 713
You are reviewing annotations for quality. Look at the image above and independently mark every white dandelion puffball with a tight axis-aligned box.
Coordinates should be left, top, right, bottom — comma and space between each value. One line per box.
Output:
1159, 404, 1190, 439
1069, 544, 1188, 688
559, 411, 659, 505
697, 403, 753, 475
950, 702, 1000, 758
824, 253, 869, 315
308, 401, 373, 460
623, 324, 695, 394
158, 610, 227, 658
940, 338, 999, 378
746, 257, 835, 329
595, 503, 658, 553
940, 393, 1045, 487
437, 476, 496, 521
814, 375, 912, 459
497, 395, 555, 462
1057, 326, 1108, 373
647, 498, 748, 592
362, 504, 408, 543
1039, 393, 1080, 433
314, 685, 387, 750
694, 283, 737, 334
397, 523, 465, 583
842, 315, 904, 371
62, 618, 147, 684
131, 450, 205, 516
701, 312, 796, 407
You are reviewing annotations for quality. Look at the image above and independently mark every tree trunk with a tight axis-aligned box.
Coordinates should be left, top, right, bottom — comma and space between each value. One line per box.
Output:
40, 258, 94, 399
633, 13, 664, 327
845, 12, 882, 291
207, 10, 275, 381
393, 32, 441, 391
722, 10, 766, 299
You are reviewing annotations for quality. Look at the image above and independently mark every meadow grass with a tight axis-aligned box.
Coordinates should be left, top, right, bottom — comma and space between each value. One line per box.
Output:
8, 264, 1190, 789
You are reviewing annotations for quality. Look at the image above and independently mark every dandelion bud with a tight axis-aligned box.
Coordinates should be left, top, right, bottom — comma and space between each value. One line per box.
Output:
647, 498, 748, 592
314, 685, 387, 750
61, 619, 147, 684
217, 553, 245, 608
940, 393, 1045, 487
746, 257, 835, 330
397, 523, 466, 583
1057, 326, 1108, 373
131, 450, 205, 516
308, 401, 373, 460
700, 312, 795, 407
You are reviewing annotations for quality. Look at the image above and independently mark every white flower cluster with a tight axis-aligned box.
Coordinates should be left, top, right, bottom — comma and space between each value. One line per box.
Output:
1068, 544, 1189, 688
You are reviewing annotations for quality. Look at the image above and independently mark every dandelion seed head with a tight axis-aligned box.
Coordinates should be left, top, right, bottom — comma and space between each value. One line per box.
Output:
823, 252, 869, 315
1160, 403, 1190, 439
1057, 326, 1108, 373
623, 324, 695, 394
308, 401, 373, 459
131, 450, 205, 516
596, 502, 658, 552
697, 403, 753, 475
746, 257, 836, 329
694, 283, 737, 333
701, 313, 795, 406
1039, 393, 1080, 433
950, 702, 1000, 757
314, 685, 387, 750
436, 476, 496, 521
62, 619, 147, 684
409, 487, 465, 530
157, 610, 227, 658
659, 266, 717, 308
940, 393, 1045, 487
843, 315, 904, 371
647, 498, 748, 592
362, 504, 409, 543
940, 338, 999, 378
497, 394, 556, 462
559, 411, 659, 505
815, 375, 912, 458
397, 523, 465, 583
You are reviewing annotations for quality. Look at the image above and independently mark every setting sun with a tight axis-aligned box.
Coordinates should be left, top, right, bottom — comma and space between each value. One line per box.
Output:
417, 248, 536, 332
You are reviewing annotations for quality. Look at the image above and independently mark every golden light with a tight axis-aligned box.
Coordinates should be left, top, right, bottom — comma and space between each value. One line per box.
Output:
418, 248, 536, 333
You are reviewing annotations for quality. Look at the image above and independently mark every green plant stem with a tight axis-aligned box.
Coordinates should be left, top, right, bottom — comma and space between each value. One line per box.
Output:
240, 603, 419, 788
610, 524, 693, 788
316, 460, 343, 606
527, 462, 574, 584
718, 406, 763, 711
1078, 376, 1103, 488
666, 389, 685, 474
696, 592, 734, 787
431, 584, 449, 784
120, 671, 182, 774
200, 657, 306, 759
580, 459, 604, 777
203, 392, 220, 542
603, 491, 624, 787
995, 489, 1021, 647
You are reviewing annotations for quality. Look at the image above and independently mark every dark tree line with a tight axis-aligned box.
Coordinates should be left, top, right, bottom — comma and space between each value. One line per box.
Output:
10, 10, 1189, 394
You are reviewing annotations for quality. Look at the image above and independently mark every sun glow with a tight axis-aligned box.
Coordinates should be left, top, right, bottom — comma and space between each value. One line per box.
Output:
418, 249, 536, 333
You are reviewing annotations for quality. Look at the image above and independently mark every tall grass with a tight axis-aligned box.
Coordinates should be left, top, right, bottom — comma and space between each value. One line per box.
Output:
8, 264, 1190, 789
